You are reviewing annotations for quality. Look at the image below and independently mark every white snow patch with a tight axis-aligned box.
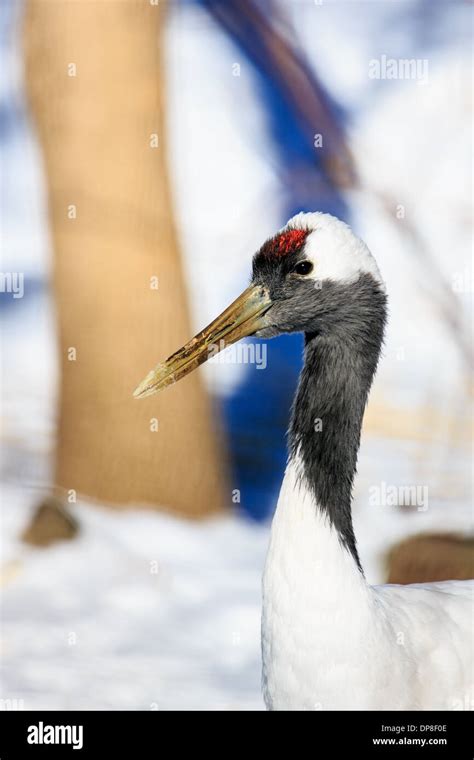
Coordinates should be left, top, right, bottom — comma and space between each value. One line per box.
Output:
1, 488, 267, 711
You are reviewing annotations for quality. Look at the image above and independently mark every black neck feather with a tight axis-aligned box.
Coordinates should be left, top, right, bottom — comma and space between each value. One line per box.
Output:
288, 275, 387, 570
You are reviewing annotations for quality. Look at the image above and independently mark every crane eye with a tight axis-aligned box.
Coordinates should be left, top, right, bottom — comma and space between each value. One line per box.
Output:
293, 260, 313, 276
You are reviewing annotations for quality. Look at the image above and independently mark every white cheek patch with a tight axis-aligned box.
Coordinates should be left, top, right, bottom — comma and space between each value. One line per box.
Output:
304, 226, 385, 288
285, 212, 385, 290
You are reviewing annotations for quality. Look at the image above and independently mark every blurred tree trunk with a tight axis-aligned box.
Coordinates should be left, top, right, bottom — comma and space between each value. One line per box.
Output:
22, 0, 228, 517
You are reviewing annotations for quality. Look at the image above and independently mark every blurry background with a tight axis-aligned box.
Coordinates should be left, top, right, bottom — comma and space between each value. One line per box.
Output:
1, 0, 472, 710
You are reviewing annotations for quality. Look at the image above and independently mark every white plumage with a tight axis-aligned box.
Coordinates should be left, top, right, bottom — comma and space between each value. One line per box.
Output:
262, 455, 473, 710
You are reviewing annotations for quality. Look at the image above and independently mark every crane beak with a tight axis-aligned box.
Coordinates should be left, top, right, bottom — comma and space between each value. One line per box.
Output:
133, 284, 272, 399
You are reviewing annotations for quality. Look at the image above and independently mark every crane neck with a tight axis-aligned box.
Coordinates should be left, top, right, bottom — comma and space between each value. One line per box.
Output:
288, 276, 387, 570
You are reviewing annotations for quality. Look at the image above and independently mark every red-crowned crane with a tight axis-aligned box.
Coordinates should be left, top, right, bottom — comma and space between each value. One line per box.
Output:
134, 212, 473, 710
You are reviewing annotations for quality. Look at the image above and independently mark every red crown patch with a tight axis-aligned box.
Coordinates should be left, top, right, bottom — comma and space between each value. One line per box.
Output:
260, 229, 309, 259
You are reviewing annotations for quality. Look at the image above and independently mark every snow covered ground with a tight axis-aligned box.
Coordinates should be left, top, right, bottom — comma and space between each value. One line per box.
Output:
1, 488, 267, 711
